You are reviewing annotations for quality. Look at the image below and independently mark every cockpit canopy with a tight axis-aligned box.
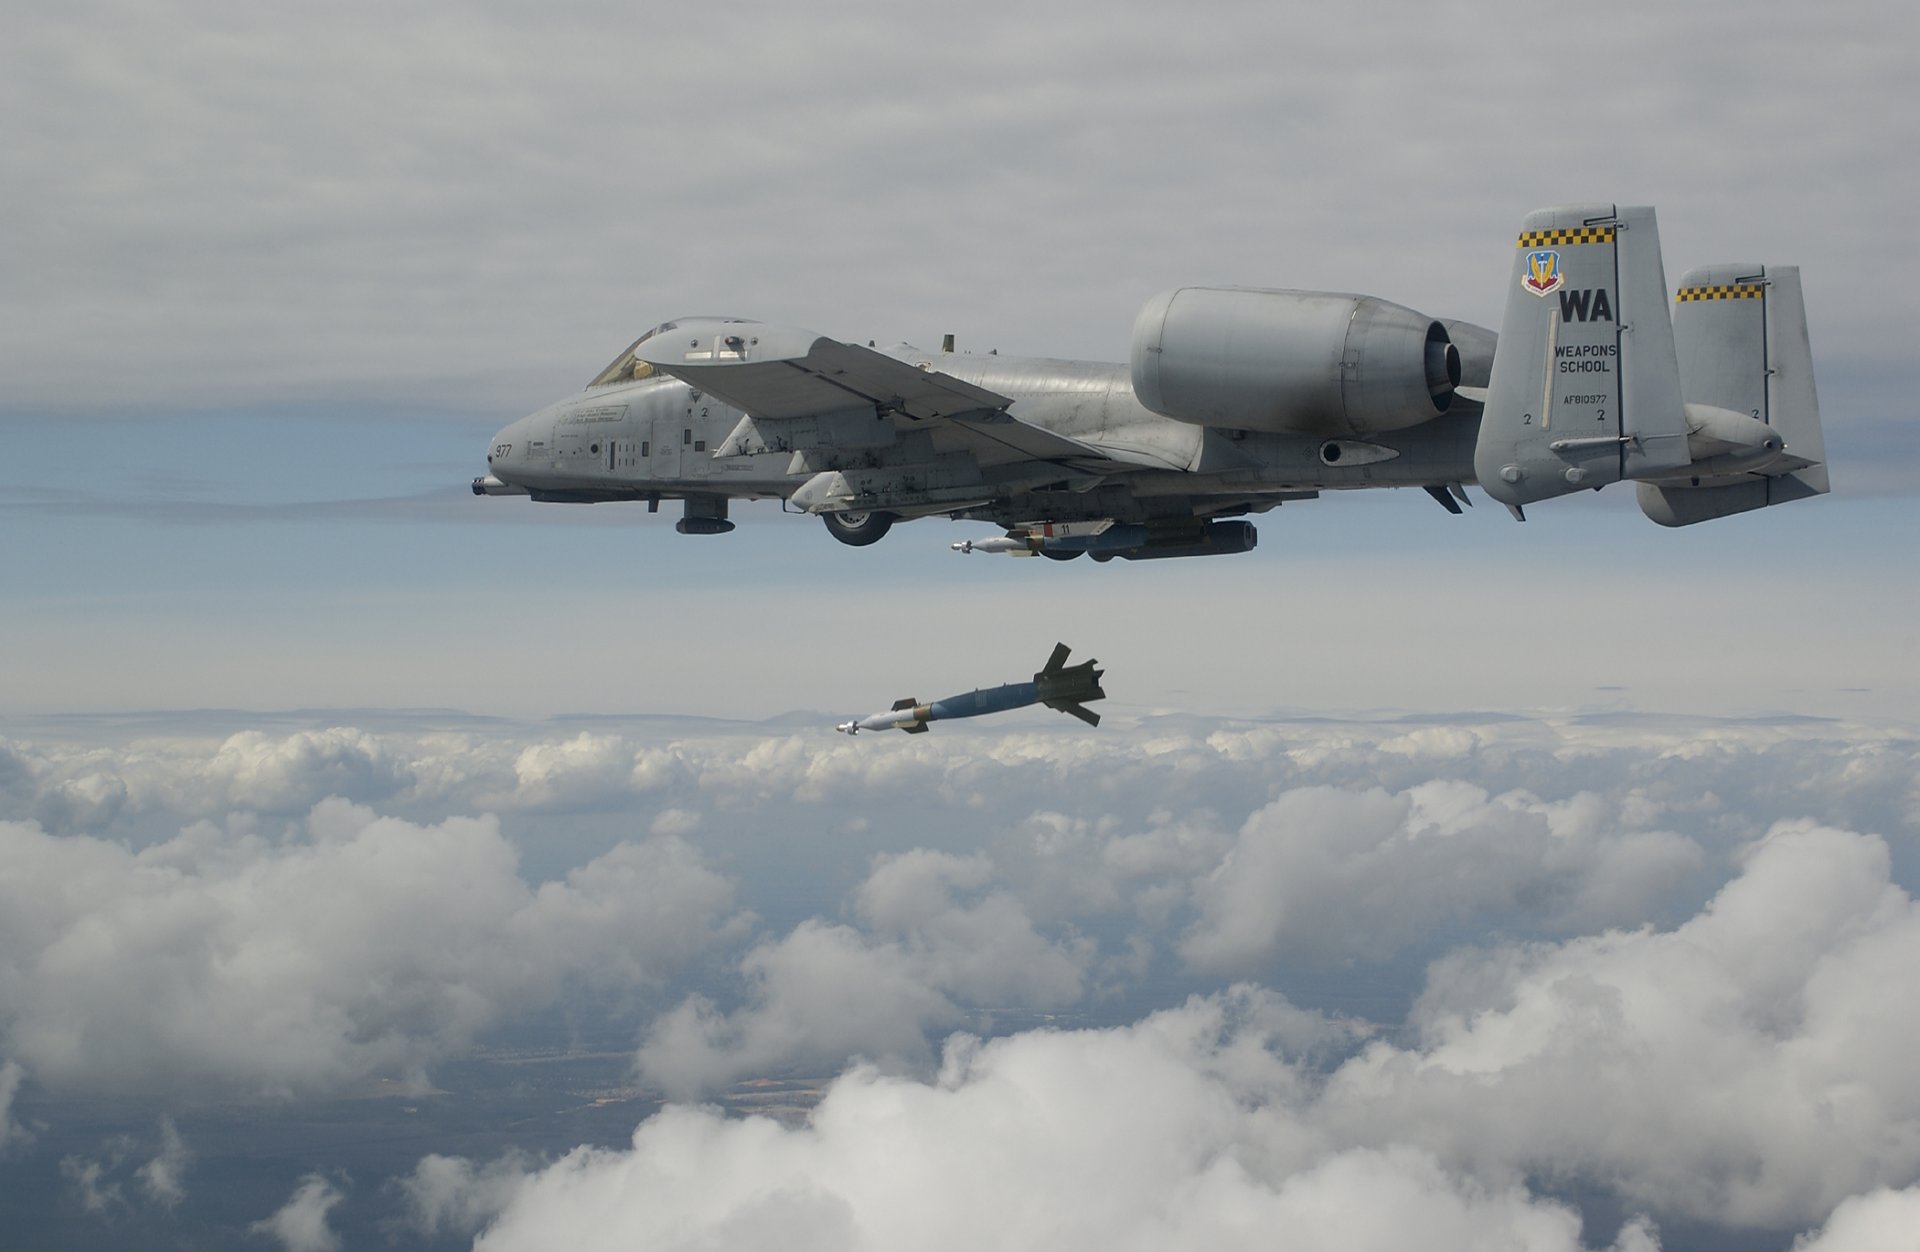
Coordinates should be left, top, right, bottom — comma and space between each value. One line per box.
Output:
587, 318, 754, 388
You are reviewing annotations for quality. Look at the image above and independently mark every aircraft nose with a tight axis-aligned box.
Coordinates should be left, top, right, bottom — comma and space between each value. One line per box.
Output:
485, 419, 517, 468
473, 417, 532, 496
487, 412, 541, 470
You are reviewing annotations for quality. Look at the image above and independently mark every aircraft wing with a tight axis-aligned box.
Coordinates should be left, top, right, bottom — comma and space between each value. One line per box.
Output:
635, 320, 1008, 422
634, 319, 1117, 469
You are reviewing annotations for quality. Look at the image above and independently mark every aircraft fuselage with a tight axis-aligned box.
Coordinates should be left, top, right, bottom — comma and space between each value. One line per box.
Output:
482, 345, 1481, 529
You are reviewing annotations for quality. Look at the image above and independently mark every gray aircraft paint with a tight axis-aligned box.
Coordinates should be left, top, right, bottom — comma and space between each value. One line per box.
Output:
1474, 204, 1693, 508
1636, 264, 1828, 526
477, 205, 1828, 552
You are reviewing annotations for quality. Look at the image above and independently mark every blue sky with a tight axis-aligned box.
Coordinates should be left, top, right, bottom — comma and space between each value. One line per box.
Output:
3, 398, 1913, 719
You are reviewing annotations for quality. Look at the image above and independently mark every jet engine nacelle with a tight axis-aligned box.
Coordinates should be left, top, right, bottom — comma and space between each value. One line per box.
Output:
1130, 287, 1461, 436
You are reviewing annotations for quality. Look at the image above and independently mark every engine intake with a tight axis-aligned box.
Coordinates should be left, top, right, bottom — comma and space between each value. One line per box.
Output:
1131, 287, 1460, 435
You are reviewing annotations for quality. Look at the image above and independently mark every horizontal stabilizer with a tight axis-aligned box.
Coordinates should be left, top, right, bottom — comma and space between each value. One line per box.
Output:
1637, 474, 1825, 526
1636, 265, 1827, 526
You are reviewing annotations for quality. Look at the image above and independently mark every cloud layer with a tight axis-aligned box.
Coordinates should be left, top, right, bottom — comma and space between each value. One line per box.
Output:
415, 819, 1920, 1244
637, 849, 1095, 1097
416, 992, 1654, 1252
7, 1, 1916, 416
4, 711, 1916, 1247
1316, 822, 1920, 1228
0, 800, 745, 1097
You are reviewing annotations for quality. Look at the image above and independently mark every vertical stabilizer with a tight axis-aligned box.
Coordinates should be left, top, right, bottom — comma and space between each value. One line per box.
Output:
1476, 205, 1691, 508
1636, 264, 1828, 525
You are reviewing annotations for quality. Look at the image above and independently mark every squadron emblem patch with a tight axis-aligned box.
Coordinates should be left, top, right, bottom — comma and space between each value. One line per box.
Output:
1523, 249, 1564, 296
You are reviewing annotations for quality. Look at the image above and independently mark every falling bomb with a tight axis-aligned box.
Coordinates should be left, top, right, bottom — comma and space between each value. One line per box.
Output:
836, 644, 1106, 734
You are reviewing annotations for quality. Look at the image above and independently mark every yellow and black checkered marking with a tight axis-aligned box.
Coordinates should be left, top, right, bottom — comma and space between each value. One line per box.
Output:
1675, 284, 1765, 303
1516, 226, 1616, 248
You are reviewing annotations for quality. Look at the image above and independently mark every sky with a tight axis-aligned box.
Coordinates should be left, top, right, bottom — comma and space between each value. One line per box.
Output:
3, 1, 1919, 1249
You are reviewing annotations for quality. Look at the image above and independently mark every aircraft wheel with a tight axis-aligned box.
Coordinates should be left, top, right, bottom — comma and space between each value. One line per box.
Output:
1090, 552, 1115, 563
1040, 548, 1083, 561
822, 510, 895, 547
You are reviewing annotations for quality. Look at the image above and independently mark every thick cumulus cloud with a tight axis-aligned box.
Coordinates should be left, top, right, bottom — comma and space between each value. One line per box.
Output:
631, 766, 1719, 1095
4, 712, 1917, 1245
198, 729, 412, 813
0, 802, 747, 1098
429, 820, 1920, 1245
0, 728, 455, 832
1791, 1187, 1920, 1252
636, 850, 1093, 1097
1180, 780, 1706, 971
8, 713, 1913, 1111
495, 732, 664, 813
1317, 822, 1920, 1229
420, 990, 1650, 1252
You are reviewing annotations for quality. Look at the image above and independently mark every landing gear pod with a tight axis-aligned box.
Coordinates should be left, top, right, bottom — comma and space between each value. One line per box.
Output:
677, 497, 735, 535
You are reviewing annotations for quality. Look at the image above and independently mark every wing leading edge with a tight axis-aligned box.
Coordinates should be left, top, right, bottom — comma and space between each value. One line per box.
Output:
634, 319, 1118, 471
635, 319, 1009, 421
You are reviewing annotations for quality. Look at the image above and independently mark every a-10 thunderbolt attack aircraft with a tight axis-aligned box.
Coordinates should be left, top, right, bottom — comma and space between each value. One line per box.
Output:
473, 204, 1827, 561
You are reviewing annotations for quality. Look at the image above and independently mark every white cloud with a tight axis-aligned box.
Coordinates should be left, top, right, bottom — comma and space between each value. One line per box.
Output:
0, 1060, 26, 1154
635, 923, 972, 1100
0, 728, 445, 832
10, 713, 1885, 1118
200, 729, 409, 813
852, 849, 1091, 1004
0, 803, 746, 1098
7, 717, 1913, 876
649, 807, 702, 836
497, 732, 643, 812
6, 712, 1919, 1243
249, 1174, 344, 1252
477, 816, 1920, 1242
400, 1151, 534, 1241
54, 1117, 192, 1217
1179, 781, 1706, 971
448, 990, 1641, 1252
61, 1150, 124, 1215
991, 807, 1230, 932
5, 0, 1915, 417
1315, 822, 1920, 1229
1791, 1186, 1920, 1252
135, 1116, 191, 1208
637, 850, 1093, 1097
